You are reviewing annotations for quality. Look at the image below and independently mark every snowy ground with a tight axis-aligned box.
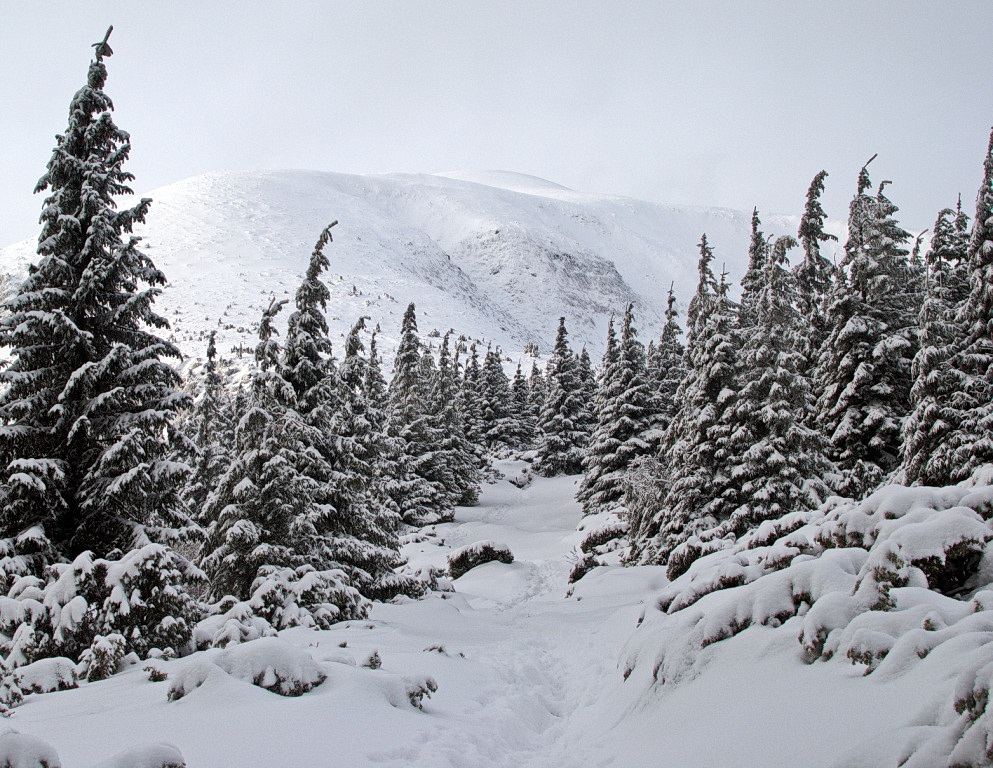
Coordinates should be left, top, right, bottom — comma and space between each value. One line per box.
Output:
3, 462, 966, 767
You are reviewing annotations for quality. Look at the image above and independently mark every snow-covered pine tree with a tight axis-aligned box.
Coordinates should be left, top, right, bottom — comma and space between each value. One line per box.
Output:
430, 332, 480, 506
480, 347, 517, 452
944, 128, 993, 479
577, 305, 654, 516
738, 208, 767, 330
629, 237, 738, 568
900, 205, 971, 485
386, 303, 450, 525
0, 32, 194, 574
200, 298, 319, 600
793, 170, 839, 372
330, 317, 422, 599
183, 332, 235, 523
644, 284, 687, 448
712, 236, 830, 538
510, 362, 537, 449
534, 318, 591, 476
814, 161, 915, 497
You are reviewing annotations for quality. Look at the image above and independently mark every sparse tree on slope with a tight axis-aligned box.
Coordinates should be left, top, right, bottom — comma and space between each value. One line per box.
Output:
0, 33, 193, 573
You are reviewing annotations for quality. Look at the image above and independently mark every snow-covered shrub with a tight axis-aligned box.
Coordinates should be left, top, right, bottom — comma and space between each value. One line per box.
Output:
0, 546, 204, 671
0, 727, 60, 767
77, 634, 127, 682
168, 638, 326, 699
624, 470, 993, 764
87, 742, 184, 768
11, 658, 76, 694
447, 541, 514, 579
246, 565, 369, 631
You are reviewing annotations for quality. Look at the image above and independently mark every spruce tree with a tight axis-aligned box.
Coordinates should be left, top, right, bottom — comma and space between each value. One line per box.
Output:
814, 162, 915, 497
386, 304, 450, 524
480, 347, 517, 451
793, 170, 838, 370
431, 332, 480, 506
577, 304, 654, 515
738, 208, 767, 330
714, 236, 830, 536
0, 31, 193, 571
534, 318, 591, 476
510, 362, 537, 449
945, 128, 993, 479
900, 205, 971, 485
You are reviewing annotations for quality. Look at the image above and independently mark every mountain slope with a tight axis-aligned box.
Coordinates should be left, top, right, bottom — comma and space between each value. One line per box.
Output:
0, 169, 838, 363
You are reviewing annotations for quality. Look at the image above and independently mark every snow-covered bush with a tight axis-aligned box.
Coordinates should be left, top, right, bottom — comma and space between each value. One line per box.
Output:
624, 470, 993, 765
193, 565, 367, 652
11, 658, 76, 695
88, 742, 184, 768
447, 541, 514, 579
0, 545, 204, 671
77, 634, 128, 683
0, 727, 60, 767
169, 638, 326, 699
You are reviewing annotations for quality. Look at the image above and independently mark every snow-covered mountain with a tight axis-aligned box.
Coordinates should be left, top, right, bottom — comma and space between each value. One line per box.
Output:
0, 170, 838, 365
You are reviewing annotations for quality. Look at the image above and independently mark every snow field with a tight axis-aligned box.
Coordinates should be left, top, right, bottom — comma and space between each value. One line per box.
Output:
5, 461, 991, 766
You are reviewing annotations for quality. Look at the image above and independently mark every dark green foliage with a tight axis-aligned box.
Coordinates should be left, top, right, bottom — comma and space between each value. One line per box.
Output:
0, 40, 194, 569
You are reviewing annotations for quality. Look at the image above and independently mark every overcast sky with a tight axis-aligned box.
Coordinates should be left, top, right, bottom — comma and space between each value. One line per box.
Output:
2, 2, 991, 246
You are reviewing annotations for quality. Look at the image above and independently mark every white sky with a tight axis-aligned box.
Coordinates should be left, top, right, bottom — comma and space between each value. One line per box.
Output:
2, 1, 991, 246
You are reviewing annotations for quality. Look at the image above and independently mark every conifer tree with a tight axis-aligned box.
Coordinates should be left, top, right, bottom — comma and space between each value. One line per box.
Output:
183, 332, 234, 523
0, 31, 193, 571
534, 318, 591, 476
793, 170, 838, 369
814, 162, 915, 497
577, 305, 654, 515
386, 304, 450, 524
510, 362, 537, 449
480, 347, 517, 451
431, 332, 481, 505
714, 236, 830, 536
900, 205, 971, 485
945, 128, 993, 479
738, 208, 767, 330
645, 284, 687, 447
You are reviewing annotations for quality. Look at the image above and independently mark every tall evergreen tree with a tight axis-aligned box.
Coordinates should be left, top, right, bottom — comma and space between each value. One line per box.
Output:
386, 304, 450, 524
945, 128, 993, 479
793, 170, 839, 370
534, 318, 591, 476
814, 162, 915, 497
577, 304, 654, 515
738, 208, 767, 330
900, 205, 971, 485
713, 236, 830, 537
0, 32, 193, 572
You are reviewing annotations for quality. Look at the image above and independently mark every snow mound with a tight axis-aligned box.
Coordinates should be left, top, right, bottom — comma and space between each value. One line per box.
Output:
169, 638, 325, 699
624, 468, 993, 766
87, 743, 184, 768
0, 728, 60, 768
447, 541, 514, 579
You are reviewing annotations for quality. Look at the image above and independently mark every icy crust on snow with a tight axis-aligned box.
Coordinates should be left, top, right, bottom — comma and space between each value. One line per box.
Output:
625, 467, 993, 767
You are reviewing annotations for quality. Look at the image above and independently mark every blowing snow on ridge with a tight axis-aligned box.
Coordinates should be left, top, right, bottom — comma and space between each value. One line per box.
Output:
1, 169, 825, 363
